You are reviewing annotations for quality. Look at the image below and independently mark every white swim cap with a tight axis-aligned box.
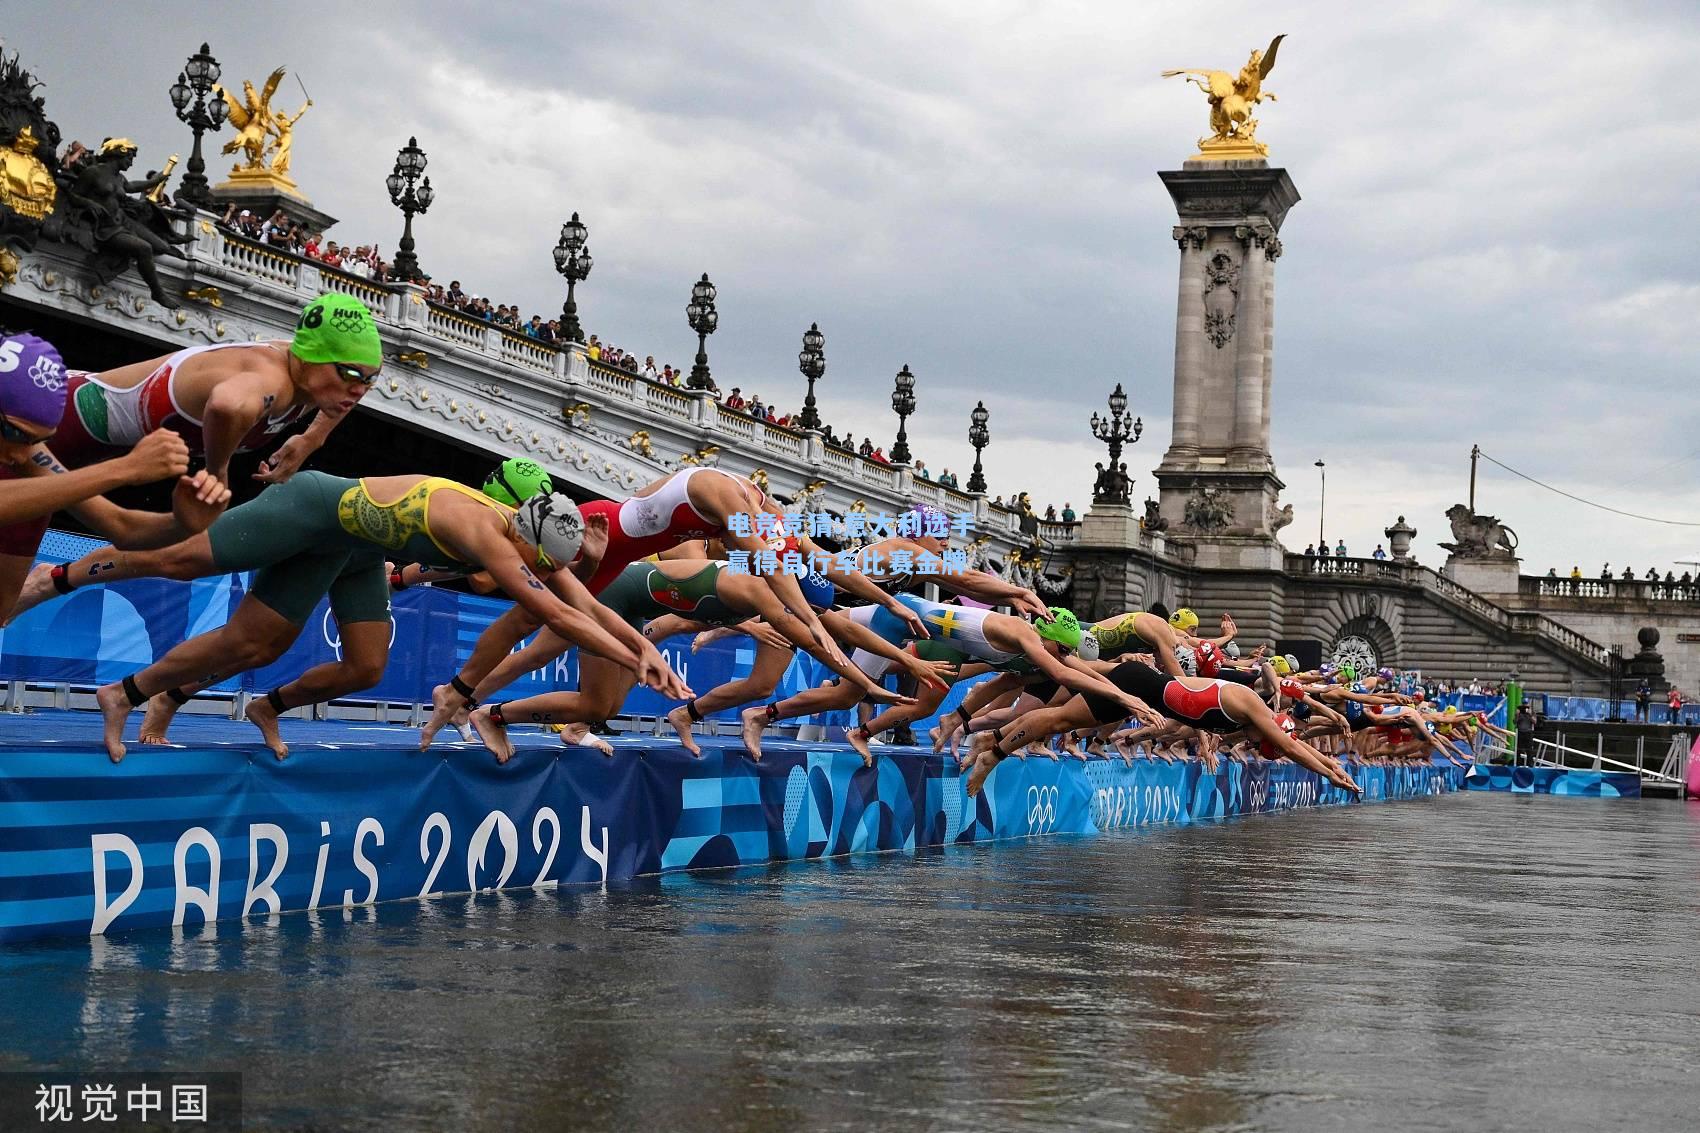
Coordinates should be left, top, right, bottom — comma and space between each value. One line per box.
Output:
514, 491, 585, 570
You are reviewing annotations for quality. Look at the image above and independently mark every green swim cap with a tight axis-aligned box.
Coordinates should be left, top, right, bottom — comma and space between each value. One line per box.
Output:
1035, 607, 1083, 651
482, 458, 554, 507
291, 293, 383, 369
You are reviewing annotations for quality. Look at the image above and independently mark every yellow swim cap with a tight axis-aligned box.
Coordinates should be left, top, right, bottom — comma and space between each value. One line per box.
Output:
1272, 655, 1292, 676
1169, 607, 1199, 632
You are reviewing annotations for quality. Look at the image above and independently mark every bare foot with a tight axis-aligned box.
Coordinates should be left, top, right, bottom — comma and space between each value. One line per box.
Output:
965, 748, 999, 798
451, 706, 473, 743
558, 722, 614, 757
666, 705, 703, 757
95, 682, 131, 763
469, 706, 515, 765
138, 693, 185, 744
929, 724, 947, 753
847, 726, 875, 769
739, 707, 769, 761
419, 682, 468, 750
9, 562, 60, 622
243, 697, 290, 760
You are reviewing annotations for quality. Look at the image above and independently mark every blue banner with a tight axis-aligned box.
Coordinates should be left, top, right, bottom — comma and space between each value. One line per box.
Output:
0, 738, 1465, 946
1463, 764, 1640, 796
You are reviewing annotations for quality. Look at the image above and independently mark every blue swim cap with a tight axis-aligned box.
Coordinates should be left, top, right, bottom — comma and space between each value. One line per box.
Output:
800, 570, 835, 610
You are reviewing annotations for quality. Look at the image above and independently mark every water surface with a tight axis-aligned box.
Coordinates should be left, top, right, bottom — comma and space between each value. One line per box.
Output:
2, 793, 1695, 1132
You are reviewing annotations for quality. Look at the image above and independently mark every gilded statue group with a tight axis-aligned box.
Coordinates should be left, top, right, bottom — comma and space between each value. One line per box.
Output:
216, 68, 311, 180
1164, 34, 1284, 156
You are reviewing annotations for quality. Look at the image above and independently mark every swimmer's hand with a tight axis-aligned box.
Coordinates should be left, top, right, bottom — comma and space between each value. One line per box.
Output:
1009, 590, 1049, 619
253, 434, 313, 484
864, 686, 917, 706
894, 604, 930, 640
171, 470, 231, 532
122, 428, 190, 485
901, 656, 955, 693
691, 626, 738, 653
638, 650, 692, 700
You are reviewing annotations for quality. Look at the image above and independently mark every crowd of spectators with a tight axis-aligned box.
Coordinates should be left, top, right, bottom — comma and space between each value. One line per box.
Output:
213, 203, 1082, 515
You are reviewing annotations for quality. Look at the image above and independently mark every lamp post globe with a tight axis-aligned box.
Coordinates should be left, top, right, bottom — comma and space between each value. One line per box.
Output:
553, 211, 591, 344
170, 41, 225, 209
797, 322, 825, 431
890, 363, 917, 465
967, 400, 990, 494
387, 136, 432, 283
686, 273, 719, 390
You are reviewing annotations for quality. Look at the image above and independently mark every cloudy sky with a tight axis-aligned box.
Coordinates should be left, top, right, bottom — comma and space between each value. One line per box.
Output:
7, 1, 1699, 571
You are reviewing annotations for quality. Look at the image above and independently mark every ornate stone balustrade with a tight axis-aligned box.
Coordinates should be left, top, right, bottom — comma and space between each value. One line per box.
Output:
3, 216, 1078, 569
1521, 576, 1700, 604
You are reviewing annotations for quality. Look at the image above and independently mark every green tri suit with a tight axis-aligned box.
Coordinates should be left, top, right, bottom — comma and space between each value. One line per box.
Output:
204, 470, 503, 625
598, 561, 751, 631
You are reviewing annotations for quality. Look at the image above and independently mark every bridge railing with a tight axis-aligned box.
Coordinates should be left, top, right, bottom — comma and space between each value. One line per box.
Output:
1284, 554, 1612, 669
1522, 575, 1700, 603
188, 222, 1075, 542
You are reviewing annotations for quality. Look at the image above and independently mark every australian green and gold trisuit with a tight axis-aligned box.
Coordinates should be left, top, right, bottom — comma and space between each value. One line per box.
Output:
205, 471, 509, 625
599, 561, 750, 630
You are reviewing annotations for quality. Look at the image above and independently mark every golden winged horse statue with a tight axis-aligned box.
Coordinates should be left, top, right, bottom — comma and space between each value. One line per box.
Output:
1163, 35, 1284, 157
214, 68, 287, 173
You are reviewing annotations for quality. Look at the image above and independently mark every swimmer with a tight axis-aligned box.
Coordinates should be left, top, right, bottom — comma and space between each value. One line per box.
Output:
27, 476, 689, 761
0, 331, 231, 616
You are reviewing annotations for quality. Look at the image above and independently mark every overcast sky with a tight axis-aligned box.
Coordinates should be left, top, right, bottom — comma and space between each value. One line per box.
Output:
7, 1, 1699, 571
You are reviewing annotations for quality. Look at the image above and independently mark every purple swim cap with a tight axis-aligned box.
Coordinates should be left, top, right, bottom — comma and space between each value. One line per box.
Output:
905, 503, 950, 538
0, 333, 67, 432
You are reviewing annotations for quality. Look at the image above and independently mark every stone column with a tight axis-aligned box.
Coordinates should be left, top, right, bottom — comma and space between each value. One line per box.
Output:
1165, 225, 1209, 461
1259, 237, 1281, 457
1229, 228, 1264, 461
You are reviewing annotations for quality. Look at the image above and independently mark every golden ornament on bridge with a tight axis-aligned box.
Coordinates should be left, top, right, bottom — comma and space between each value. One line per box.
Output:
1163, 34, 1285, 161
213, 66, 313, 191
0, 126, 56, 220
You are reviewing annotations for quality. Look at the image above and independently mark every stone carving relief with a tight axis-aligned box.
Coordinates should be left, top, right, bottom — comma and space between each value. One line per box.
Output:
1269, 499, 1294, 532
1142, 496, 1170, 533
1235, 221, 1282, 261
1439, 503, 1518, 558
1171, 224, 1209, 250
1202, 251, 1239, 348
1183, 485, 1234, 532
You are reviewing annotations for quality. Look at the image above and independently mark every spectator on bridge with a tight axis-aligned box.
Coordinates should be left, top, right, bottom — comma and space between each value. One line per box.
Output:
1635, 681, 1651, 722
914, 460, 930, 480
1665, 570, 1677, 583
1373, 544, 1388, 560
859, 437, 874, 458
1668, 687, 1683, 718
642, 357, 658, 380
1571, 565, 1582, 580
586, 335, 601, 361
1622, 566, 1635, 581
1044, 504, 1057, 521
1545, 567, 1557, 577
1600, 563, 1611, 579
1303, 543, 1316, 558
1335, 539, 1348, 557
724, 388, 745, 410
1317, 543, 1331, 558
1062, 502, 1076, 522
748, 395, 766, 419
870, 446, 889, 464
939, 468, 957, 488
1646, 567, 1661, 581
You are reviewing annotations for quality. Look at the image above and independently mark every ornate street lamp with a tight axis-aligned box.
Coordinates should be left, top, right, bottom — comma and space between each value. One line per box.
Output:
890, 363, 917, 465
966, 400, 990, 494
797, 322, 825, 430
685, 273, 718, 390
168, 42, 227, 210
1088, 382, 1143, 505
386, 136, 434, 283
551, 212, 592, 344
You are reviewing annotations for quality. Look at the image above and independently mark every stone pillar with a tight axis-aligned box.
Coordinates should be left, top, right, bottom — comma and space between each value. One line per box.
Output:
1164, 226, 1208, 461
1229, 226, 1266, 462
1149, 161, 1299, 571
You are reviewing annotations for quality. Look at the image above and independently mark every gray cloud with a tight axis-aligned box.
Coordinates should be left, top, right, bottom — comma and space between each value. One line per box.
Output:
6, 0, 1698, 571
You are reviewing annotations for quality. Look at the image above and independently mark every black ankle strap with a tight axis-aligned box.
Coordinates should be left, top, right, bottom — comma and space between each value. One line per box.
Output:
686, 699, 703, 723
450, 675, 476, 700
50, 565, 73, 595
165, 687, 192, 706
121, 674, 147, 707
267, 687, 289, 713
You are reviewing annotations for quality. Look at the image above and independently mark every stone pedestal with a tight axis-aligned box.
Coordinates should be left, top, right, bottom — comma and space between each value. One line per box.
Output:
1443, 554, 1520, 597
210, 172, 338, 235
1151, 159, 1298, 551
1079, 501, 1141, 548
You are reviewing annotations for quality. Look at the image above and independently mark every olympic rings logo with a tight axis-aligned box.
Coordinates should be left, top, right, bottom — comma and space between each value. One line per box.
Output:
1026, 785, 1058, 833
322, 608, 397, 660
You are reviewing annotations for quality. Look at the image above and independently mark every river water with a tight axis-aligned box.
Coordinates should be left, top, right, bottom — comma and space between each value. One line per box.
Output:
1, 792, 1695, 1132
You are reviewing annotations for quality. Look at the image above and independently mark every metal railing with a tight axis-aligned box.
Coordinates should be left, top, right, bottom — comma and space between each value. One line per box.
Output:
1531, 735, 1683, 787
